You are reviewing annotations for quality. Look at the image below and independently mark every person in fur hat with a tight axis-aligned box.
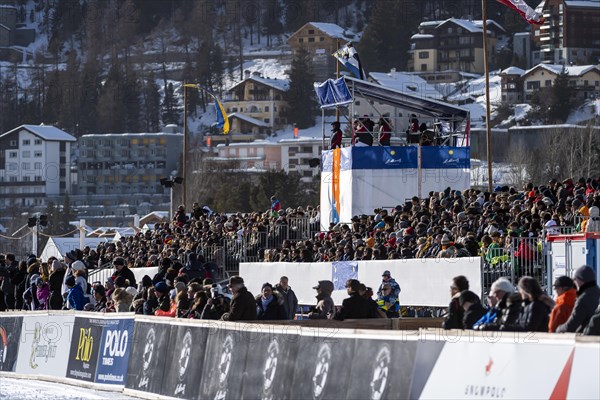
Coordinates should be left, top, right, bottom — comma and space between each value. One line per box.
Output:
255, 283, 286, 320
112, 287, 134, 312
308, 280, 335, 320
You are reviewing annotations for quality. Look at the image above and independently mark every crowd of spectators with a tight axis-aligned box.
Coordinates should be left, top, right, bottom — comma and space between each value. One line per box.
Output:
1, 178, 599, 335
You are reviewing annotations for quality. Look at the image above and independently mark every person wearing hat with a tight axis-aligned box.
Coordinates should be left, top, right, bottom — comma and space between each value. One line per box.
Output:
376, 271, 401, 315
47, 259, 66, 310
112, 257, 137, 289
255, 283, 286, 321
221, 276, 257, 321
334, 279, 377, 320
474, 277, 521, 331
308, 280, 335, 320
66, 275, 88, 311
549, 276, 577, 332
330, 121, 343, 149
556, 266, 600, 333
150, 281, 172, 315
459, 290, 486, 329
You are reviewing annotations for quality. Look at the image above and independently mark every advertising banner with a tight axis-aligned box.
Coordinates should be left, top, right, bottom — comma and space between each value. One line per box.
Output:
15, 314, 74, 378
160, 324, 209, 399
95, 317, 135, 385
291, 336, 356, 400
0, 316, 23, 372
347, 338, 418, 400
66, 317, 104, 382
241, 331, 301, 400
125, 320, 171, 393
200, 327, 252, 400
417, 338, 574, 399
567, 341, 600, 399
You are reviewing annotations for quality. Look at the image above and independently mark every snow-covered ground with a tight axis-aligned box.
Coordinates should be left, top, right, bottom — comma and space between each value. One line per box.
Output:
0, 377, 137, 400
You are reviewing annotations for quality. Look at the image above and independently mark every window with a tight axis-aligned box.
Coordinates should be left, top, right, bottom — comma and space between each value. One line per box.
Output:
308, 29, 314, 34
421, 64, 427, 71
419, 51, 429, 59
265, 106, 269, 112
22, 162, 30, 170
34, 162, 42, 170
459, 36, 473, 45
264, 118, 270, 123
22, 139, 30, 145
308, 37, 315, 42
298, 38, 304, 43
34, 139, 42, 145
526, 81, 540, 90
9, 151, 17, 158
545, 80, 552, 87
10, 140, 17, 146
22, 151, 30, 158
23, 176, 30, 182
319, 37, 324, 42
34, 151, 42, 157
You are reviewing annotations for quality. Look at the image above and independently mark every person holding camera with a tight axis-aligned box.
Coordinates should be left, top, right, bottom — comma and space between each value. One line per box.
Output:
200, 284, 230, 320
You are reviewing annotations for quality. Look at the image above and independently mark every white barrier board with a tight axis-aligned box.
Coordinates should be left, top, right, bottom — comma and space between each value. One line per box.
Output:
15, 314, 75, 378
240, 257, 482, 307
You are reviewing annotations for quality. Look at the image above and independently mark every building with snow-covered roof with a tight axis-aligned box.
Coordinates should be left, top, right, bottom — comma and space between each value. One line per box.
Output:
408, 18, 505, 76
0, 1, 35, 60
223, 72, 290, 134
521, 63, 600, 101
500, 67, 526, 104
532, 0, 600, 65
0, 124, 76, 208
288, 22, 358, 81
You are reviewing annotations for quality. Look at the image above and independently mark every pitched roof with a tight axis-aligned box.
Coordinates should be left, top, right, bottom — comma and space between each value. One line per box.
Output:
0, 124, 76, 141
368, 71, 442, 100
522, 64, 600, 78
431, 18, 504, 33
501, 66, 525, 75
306, 22, 357, 41
228, 76, 290, 93
228, 113, 270, 127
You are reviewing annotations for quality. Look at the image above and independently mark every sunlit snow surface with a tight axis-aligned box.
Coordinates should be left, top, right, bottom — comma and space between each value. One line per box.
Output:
0, 377, 137, 400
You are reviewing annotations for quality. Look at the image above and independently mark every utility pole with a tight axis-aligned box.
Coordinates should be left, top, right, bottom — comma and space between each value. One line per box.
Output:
482, 0, 493, 192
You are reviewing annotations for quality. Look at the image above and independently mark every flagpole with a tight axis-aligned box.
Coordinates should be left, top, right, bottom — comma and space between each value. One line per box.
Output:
482, 0, 493, 192
183, 81, 188, 210
336, 39, 340, 125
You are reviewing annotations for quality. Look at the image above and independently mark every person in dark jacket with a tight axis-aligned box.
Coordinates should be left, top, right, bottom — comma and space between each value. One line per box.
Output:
330, 121, 343, 149
556, 265, 600, 333
503, 276, 554, 332
443, 275, 469, 329
183, 252, 204, 281
48, 260, 66, 310
274, 276, 298, 320
151, 281, 172, 314
92, 285, 108, 312
152, 258, 172, 284
308, 280, 335, 320
583, 305, 600, 335
143, 287, 159, 315
475, 278, 522, 331
11, 261, 27, 310
112, 257, 137, 288
0, 254, 17, 309
255, 283, 287, 321
221, 276, 257, 321
334, 279, 376, 320
460, 290, 486, 329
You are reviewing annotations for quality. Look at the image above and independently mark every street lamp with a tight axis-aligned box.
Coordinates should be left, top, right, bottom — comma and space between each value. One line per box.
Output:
160, 176, 183, 220
27, 214, 48, 256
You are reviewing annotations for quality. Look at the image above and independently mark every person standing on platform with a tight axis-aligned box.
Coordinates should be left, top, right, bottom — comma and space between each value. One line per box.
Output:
221, 276, 257, 321
330, 121, 343, 149
353, 118, 373, 147
308, 280, 335, 320
334, 279, 375, 320
378, 117, 391, 146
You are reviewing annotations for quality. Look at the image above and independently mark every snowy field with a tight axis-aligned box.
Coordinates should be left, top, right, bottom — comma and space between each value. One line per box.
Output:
0, 377, 137, 400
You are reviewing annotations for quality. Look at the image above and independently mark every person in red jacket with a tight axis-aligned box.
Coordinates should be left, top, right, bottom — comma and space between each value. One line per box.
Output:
549, 276, 577, 332
330, 121, 343, 149
378, 117, 391, 146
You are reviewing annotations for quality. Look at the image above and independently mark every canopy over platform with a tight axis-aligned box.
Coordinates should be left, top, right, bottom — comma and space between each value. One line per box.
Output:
315, 76, 469, 120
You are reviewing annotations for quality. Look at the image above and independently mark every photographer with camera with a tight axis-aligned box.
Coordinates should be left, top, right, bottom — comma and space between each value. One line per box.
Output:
200, 283, 230, 320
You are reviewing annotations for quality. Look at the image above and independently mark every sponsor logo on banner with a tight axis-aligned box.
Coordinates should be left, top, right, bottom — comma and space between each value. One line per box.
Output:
67, 318, 104, 382
463, 355, 507, 398
312, 343, 332, 400
262, 338, 280, 400
370, 345, 391, 400
214, 335, 234, 400
30, 322, 58, 369
443, 158, 459, 165
384, 158, 402, 165
96, 318, 134, 385
138, 327, 156, 389
174, 330, 193, 396
0, 318, 22, 373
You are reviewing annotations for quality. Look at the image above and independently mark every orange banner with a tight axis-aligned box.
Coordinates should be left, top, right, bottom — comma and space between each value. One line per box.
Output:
332, 148, 341, 218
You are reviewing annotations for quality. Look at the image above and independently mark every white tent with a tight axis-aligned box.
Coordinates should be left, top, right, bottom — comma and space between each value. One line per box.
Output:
40, 237, 109, 262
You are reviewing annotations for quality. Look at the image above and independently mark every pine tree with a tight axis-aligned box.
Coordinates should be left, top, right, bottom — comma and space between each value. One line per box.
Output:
142, 72, 161, 132
162, 82, 180, 125
283, 48, 318, 129
548, 68, 573, 124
